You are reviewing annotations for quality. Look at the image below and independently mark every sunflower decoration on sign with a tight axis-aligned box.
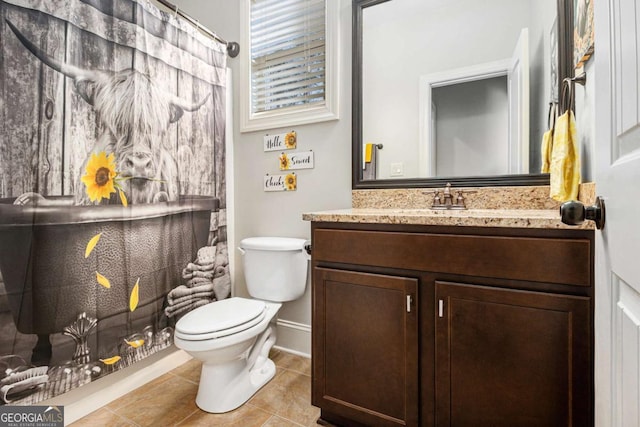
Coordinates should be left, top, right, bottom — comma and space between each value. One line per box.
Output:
279, 152, 290, 170
284, 131, 297, 149
285, 173, 297, 191
81, 151, 128, 206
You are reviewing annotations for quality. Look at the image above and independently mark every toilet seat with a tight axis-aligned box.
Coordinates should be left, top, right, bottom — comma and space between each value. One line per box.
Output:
175, 297, 267, 341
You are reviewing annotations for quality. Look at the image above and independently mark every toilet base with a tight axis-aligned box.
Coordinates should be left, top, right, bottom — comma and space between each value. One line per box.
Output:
195, 325, 278, 413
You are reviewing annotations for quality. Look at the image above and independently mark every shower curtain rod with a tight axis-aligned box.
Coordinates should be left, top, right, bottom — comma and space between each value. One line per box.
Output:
153, 0, 240, 57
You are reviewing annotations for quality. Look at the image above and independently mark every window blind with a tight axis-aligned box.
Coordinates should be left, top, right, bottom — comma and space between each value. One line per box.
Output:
250, 0, 326, 113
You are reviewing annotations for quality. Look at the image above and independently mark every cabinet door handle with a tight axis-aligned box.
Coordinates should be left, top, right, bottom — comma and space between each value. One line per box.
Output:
407, 295, 413, 313
438, 299, 444, 318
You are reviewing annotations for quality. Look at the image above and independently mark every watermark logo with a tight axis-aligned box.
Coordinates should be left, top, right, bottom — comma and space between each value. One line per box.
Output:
0, 406, 64, 427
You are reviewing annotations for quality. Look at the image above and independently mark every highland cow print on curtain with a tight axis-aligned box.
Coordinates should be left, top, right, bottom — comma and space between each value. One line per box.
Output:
0, 0, 230, 405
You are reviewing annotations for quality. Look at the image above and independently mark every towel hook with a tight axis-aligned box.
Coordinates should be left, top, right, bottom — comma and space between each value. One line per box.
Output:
570, 71, 587, 86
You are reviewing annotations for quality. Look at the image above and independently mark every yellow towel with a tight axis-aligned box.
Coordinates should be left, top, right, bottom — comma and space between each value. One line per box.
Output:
549, 110, 580, 201
364, 143, 373, 163
540, 129, 553, 173
542, 102, 557, 173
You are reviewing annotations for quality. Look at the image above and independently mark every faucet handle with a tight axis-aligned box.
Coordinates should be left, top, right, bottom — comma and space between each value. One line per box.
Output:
451, 189, 476, 210
450, 190, 466, 210
422, 190, 444, 209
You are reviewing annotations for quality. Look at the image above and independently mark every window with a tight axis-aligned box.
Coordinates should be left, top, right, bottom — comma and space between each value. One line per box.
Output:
240, 0, 339, 132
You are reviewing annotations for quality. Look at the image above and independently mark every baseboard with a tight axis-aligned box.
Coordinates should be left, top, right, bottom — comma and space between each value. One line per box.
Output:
39, 346, 192, 425
274, 319, 311, 358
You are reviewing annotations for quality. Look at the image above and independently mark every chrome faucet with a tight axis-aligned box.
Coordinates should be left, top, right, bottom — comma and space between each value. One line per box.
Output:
424, 183, 474, 210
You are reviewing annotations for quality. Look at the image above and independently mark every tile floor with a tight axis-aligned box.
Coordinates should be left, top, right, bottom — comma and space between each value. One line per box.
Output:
71, 350, 320, 426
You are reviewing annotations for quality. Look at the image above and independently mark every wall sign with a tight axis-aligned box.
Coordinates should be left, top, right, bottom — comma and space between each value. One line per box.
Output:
573, 0, 594, 68
279, 150, 314, 171
264, 131, 297, 152
264, 173, 297, 192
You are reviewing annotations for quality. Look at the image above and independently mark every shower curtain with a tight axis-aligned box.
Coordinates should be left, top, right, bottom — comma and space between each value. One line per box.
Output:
0, 0, 229, 405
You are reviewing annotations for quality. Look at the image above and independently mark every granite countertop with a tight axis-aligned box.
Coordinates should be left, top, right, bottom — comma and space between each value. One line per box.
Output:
302, 207, 595, 230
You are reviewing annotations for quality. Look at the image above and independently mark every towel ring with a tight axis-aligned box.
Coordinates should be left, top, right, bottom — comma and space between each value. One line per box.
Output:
560, 79, 573, 113
560, 72, 587, 114
547, 102, 558, 130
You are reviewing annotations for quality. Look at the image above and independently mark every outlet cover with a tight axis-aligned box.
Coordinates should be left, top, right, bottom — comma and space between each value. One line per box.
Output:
390, 162, 404, 177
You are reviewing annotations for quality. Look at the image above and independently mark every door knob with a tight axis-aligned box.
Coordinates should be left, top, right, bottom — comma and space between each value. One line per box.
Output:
560, 196, 605, 229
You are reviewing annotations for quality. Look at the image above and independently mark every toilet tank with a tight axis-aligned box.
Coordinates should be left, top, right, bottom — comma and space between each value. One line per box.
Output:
239, 237, 309, 302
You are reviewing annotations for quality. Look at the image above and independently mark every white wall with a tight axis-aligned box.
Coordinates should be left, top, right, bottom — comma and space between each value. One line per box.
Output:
575, 59, 596, 182
173, 0, 354, 355
529, 0, 559, 172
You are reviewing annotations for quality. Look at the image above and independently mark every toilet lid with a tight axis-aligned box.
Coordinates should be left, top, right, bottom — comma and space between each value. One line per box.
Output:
240, 237, 306, 251
176, 297, 266, 337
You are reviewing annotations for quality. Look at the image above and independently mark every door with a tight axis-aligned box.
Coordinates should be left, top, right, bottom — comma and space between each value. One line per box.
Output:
594, 0, 640, 425
435, 281, 591, 426
312, 267, 418, 427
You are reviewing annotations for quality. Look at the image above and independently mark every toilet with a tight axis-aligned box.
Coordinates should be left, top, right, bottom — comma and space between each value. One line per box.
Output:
174, 237, 310, 413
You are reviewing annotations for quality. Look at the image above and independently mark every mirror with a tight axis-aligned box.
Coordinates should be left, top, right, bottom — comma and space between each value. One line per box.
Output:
353, 0, 573, 189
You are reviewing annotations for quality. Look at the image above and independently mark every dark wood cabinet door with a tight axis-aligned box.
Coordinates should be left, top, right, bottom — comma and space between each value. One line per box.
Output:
435, 281, 592, 427
313, 267, 419, 426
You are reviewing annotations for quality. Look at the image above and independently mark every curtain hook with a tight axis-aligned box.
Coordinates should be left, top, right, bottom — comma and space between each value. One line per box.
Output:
195, 20, 201, 31
174, 5, 179, 19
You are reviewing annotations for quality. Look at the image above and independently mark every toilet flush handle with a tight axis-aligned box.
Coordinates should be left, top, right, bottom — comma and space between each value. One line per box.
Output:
238, 247, 246, 255
303, 240, 312, 260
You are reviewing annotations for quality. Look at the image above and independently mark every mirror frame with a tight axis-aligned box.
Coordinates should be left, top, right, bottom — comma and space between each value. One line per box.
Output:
352, 0, 574, 189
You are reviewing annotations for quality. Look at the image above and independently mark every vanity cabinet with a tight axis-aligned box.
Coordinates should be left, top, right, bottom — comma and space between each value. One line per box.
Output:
435, 281, 590, 427
310, 222, 593, 427
313, 268, 419, 426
